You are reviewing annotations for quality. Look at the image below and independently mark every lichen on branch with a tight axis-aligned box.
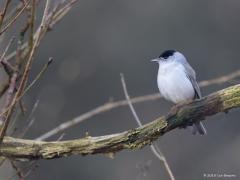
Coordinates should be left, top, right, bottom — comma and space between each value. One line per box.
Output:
0, 84, 240, 161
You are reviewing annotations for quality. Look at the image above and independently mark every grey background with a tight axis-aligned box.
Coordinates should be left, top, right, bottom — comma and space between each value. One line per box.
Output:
1, 0, 240, 179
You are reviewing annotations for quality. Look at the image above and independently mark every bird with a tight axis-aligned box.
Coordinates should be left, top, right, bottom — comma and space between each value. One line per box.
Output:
151, 50, 207, 135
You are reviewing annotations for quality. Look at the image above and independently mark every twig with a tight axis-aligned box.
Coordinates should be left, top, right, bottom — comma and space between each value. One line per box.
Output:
48, 0, 77, 29
36, 69, 240, 140
0, 0, 30, 36
56, 133, 65, 141
7, 108, 21, 135
0, 0, 77, 143
0, 38, 23, 120
19, 100, 39, 138
0, 84, 240, 160
19, 57, 53, 100
1, 60, 16, 77
14, 34, 28, 116
0, 72, 18, 126
0, 37, 15, 62
120, 74, 142, 127
10, 161, 25, 180
199, 70, 240, 87
4, 0, 29, 24
5, 0, 78, 62
28, 0, 36, 49
20, 161, 39, 179
7, 161, 38, 180
0, 38, 22, 139
0, 37, 15, 76
0, 0, 12, 28
0, 38, 16, 96
0, 0, 51, 145
120, 73, 175, 180
0, 57, 53, 120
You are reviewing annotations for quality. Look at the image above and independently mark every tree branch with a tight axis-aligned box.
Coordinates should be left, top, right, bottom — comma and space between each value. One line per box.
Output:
120, 73, 175, 180
37, 69, 240, 140
0, 0, 30, 36
0, 84, 240, 161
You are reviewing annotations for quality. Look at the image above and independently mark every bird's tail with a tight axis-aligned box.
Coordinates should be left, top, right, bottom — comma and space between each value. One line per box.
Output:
192, 121, 207, 135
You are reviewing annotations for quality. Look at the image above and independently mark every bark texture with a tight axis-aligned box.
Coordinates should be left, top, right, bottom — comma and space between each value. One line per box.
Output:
0, 84, 240, 161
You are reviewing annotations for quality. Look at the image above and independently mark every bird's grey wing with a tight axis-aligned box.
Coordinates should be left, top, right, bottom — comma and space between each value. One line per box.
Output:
184, 63, 202, 99
184, 63, 207, 135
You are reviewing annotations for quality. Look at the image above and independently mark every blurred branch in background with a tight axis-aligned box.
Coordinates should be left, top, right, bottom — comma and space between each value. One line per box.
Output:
4, 0, 77, 62
0, 1, 30, 36
120, 73, 175, 180
0, 84, 240, 160
37, 69, 240, 140
0, 0, 46, 144
0, 0, 12, 29
0, 0, 78, 144
0, 0, 78, 176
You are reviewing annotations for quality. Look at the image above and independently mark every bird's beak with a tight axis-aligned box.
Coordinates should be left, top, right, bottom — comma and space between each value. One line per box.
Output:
150, 58, 160, 62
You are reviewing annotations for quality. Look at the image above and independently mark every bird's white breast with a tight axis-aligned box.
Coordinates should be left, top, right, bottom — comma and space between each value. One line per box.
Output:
157, 61, 195, 104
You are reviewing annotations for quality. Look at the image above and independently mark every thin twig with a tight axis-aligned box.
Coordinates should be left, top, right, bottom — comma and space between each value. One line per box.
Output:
56, 133, 66, 141
120, 73, 175, 180
0, 72, 18, 126
0, 37, 15, 62
1, 59, 16, 77
4, 0, 29, 24
7, 161, 38, 180
28, 0, 36, 49
0, 37, 15, 76
120, 74, 142, 127
36, 69, 240, 140
5, 0, 78, 62
0, 38, 22, 137
0, 68, 19, 140
199, 70, 240, 87
48, 0, 77, 29
0, 1, 77, 141
16, 0, 36, 116
19, 57, 53, 100
0, 0, 30, 36
21, 162, 39, 179
0, 0, 12, 28
0, 0, 51, 145
19, 100, 39, 138
0, 57, 53, 119
8, 108, 21, 135
10, 161, 25, 180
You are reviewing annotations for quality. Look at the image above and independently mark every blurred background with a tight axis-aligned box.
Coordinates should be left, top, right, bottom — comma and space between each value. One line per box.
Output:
0, 0, 240, 179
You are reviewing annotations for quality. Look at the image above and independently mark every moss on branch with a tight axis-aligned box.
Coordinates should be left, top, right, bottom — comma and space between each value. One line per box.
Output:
0, 84, 240, 161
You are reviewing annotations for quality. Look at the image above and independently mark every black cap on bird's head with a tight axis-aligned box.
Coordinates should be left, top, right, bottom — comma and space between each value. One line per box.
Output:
159, 50, 176, 59
151, 49, 176, 63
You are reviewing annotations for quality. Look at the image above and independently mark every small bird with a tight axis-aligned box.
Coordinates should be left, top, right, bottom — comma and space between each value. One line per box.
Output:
151, 50, 207, 135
